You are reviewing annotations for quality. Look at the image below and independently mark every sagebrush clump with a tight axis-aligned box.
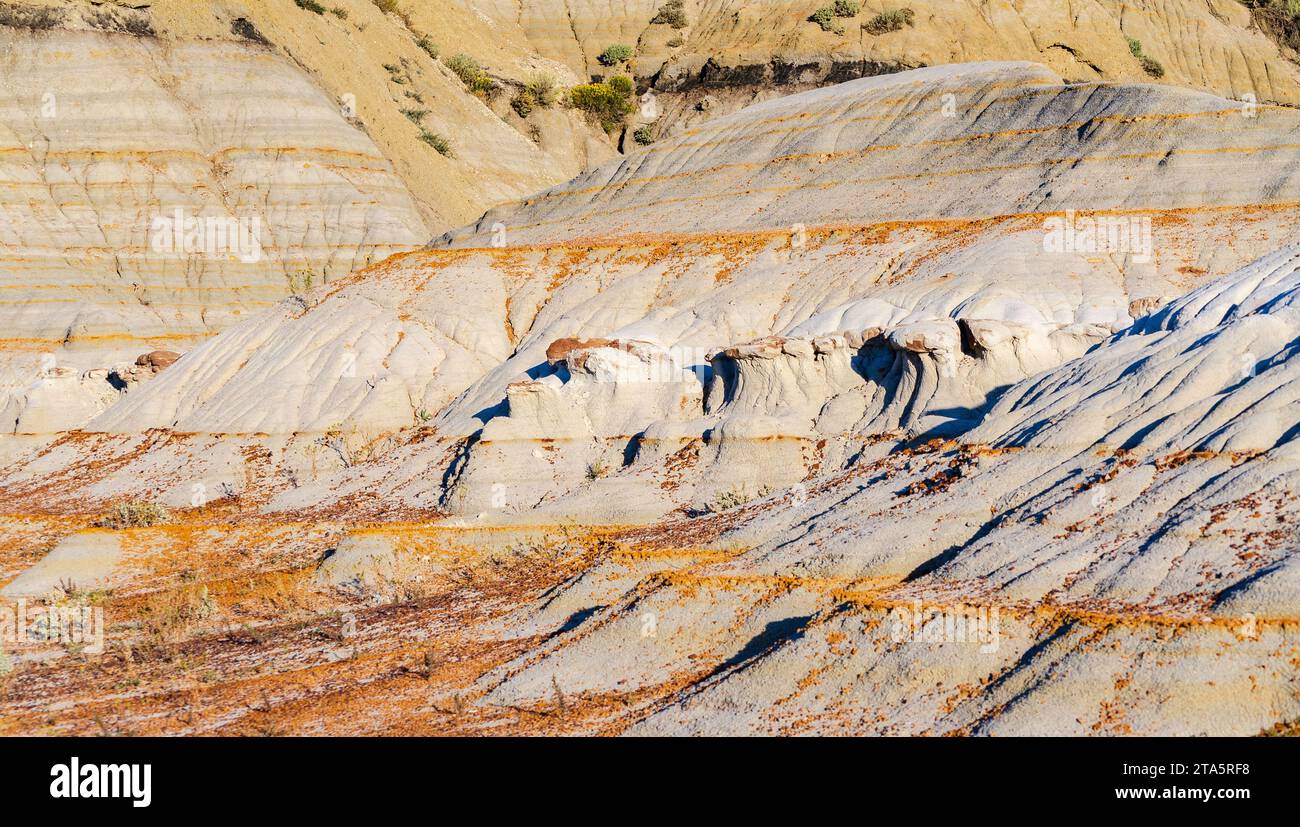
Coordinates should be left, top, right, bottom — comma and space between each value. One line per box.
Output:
810, 0, 859, 33
863, 8, 914, 34
1125, 37, 1165, 78
444, 53, 496, 97
415, 34, 438, 59
419, 129, 454, 156
598, 43, 634, 65
371, 0, 412, 24
511, 73, 558, 118
651, 0, 688, 28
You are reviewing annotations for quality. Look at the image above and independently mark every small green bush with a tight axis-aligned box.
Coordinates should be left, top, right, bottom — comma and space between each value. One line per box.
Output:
633, 125, 655, 145
862, 8, 914, 34
511, 89, 536, 117
1139, 55, 1165, 78
524, 73, 559, 107
329, 5, 348, 18
415, 34, 438, 59
400, 107, 429, 123
419, 129, 453, 156
444, 53, 481, 85
810, 0, 859, 32
809, 7, 840, 32
471, 74, 497, 97
1125, 37, 1165, 78
607, 74, 634, 97
598, 43, 634, 65
295, 0, 327, 13
651, 0, 688, 28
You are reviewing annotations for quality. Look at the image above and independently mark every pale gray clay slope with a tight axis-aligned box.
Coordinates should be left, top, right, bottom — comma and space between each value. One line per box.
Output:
1, 63, 1296, 734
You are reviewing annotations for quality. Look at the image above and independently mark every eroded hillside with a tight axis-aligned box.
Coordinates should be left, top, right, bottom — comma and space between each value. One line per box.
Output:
0, 61, 1295, 736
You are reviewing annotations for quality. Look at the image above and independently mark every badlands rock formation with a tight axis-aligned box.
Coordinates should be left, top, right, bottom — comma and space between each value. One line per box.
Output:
0, 0, 614, 445
0, 57, 1296, 735
5, 0, 1300, 447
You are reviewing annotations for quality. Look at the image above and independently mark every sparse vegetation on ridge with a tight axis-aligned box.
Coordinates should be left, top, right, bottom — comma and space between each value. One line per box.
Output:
810, 0, 859, 33
1239, 0, 1300, 53
1125, 36, 1165, 78
444, 52, 497, 98
511, 73, 559, 118
370, 0, 410, 24
295, 0, 327, 14
419, 128, 454, 156
415, 33, 438, 59
651, 0, 688, 28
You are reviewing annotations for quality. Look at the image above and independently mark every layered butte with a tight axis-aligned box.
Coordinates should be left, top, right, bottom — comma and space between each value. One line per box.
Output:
0, 27, 428, 438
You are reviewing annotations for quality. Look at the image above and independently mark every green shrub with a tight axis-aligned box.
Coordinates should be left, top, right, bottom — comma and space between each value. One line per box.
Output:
862, 8, 914, 34
470, 74, 497, 98
415, 34, 438, 59
95, 501, 171, 529
524, 73, 558, 107
1139, 55, 1165, 78
632, 125, 655, 145
295, 0, 326, 13
607, 74, 634, 97
651, 0, 688, 28
1125, 37, 1164, 78
419, 129, 453, 156
568, 81, 636, 132
598, 43, 634, 65
511, 89, 536, 117
400, 107, 429, 123
330, 6, 348, 19
809, 7, 840, 32
444, 53, 481, 85
810, 0, 859, 32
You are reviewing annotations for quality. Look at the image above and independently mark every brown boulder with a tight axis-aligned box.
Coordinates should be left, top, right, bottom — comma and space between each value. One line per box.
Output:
135, 350, 181, 371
